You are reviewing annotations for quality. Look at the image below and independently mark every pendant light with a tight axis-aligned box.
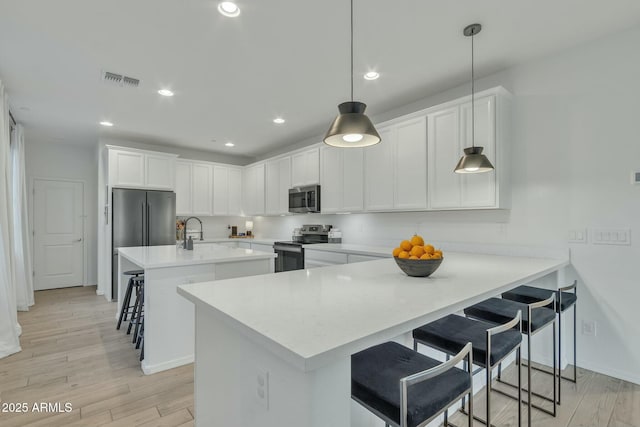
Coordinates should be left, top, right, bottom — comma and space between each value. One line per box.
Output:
323, 0, 380, 148
454, 24, 494, 174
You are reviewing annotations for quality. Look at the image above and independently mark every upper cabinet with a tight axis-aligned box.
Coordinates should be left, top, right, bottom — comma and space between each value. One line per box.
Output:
175, 161, 213, 216
363, 117, 427, 211
265, 156, 291, 215
243, 163, 265, 216
213, 165, 243, 216
427, 90, 510, 210
320, 145, 364, 213
291, 147, 319, 187
108, 146, 176, 190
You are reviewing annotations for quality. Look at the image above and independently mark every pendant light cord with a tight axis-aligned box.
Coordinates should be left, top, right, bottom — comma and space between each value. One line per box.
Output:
350, 0, 354, 102
471, 28, 475, 149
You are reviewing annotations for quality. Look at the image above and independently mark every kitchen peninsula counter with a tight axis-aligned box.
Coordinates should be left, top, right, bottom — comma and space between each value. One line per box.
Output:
117, 244, 276, 374
178, 251, 569, 427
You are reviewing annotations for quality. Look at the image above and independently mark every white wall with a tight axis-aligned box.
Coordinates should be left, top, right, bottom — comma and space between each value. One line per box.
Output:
25, 139, 98, 285
254, 25, 640, 384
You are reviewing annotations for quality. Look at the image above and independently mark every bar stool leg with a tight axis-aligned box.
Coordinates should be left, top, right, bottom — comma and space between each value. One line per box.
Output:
517, 347, 522, 427
133, 288, 144, 344
127, 284, 141, 335
116, 277, 134, 330
527, 316, 532, 427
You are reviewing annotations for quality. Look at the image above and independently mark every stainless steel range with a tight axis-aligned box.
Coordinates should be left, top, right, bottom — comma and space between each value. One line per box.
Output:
273, 225, 332, 272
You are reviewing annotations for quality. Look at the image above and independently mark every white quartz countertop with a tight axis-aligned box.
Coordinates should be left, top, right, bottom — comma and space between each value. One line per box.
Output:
118, 244, 276, 269
178, 251, 568, 371
183, 237, 282, 246
303, 243, 390, 257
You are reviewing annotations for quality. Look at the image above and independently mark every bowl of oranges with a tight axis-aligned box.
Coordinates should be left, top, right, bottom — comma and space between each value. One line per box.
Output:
392, 235, 443, 277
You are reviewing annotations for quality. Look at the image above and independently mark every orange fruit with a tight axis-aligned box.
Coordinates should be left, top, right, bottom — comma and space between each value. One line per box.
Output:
432, 253, 442, 259
410, 246, 425, 258
410, 235, 425, 247
398, 251, 410, 259
424, 244, 435, 254
420, 253, 432, 260
434, 249, 443, 256
392, 247, 402, 257
400, 240, 413, 251
409, 255, 419, 260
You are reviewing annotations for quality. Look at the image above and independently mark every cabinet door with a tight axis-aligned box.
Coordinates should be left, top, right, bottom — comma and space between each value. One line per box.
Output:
277, 157, 291, 214
253, 164, 265, 215
192, 163, 212, 216
213, 166, 229, 215
428, 107, 462, 209
228, 168, 242, 215
394, 117, 427, 209
342, 148, 364, 212
364, 127, 394, 211
145, 154, 175, 190
320, 146, 343, 213
265, 160, 281, 215
175, 161, 192, 216
110, 150, 145, 187
291, 148, 319, 186
460, 95, 497, 207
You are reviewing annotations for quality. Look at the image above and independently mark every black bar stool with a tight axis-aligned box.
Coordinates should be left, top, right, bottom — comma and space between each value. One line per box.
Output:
501, 280, 578, 404
130, 279, 145, 344
464, 294, 557, 424
413, 312, 523, 427
352, 341, 473, 427
116, 270, 144, 330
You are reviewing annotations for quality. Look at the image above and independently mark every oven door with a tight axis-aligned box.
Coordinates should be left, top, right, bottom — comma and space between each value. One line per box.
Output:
273, 244, 305, 272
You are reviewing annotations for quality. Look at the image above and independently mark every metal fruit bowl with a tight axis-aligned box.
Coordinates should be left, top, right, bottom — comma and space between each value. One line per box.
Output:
394, 257, 443, 277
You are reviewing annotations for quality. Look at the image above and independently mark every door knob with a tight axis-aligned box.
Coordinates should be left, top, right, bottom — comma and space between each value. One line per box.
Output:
75, 238, 82, 242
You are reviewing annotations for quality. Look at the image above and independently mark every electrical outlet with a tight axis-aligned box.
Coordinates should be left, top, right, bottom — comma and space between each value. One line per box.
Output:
582, 320, 597, 336
568, 229, 587, 243
256, 370, 269, 410
592, 228, 631, 245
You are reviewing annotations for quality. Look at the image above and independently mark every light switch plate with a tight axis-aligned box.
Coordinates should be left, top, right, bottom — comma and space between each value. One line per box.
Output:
592, 228, 631, 245
568, 229, 587, 244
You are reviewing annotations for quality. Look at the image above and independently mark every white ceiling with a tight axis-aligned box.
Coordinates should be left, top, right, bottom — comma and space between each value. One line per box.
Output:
1, 0, 640, 159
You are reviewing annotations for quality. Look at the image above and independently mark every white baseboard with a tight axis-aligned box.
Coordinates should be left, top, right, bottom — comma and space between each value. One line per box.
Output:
578, 360, 640, 386
141, 355, 194, 375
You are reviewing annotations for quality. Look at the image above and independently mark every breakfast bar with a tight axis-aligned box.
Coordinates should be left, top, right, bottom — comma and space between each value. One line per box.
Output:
178, 251, 568, 427
117, 244, 276, 374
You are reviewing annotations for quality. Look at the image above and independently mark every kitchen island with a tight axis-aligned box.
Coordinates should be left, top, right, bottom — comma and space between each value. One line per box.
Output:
117, 244, 276, 374
177, 251, 569, 427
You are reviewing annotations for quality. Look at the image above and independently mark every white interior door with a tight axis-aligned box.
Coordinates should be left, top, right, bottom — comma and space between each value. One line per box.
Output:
33, 179, 84, 290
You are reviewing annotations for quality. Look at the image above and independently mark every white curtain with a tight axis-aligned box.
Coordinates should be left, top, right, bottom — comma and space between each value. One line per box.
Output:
0, 79, 21, 358
11, 124, 34, 311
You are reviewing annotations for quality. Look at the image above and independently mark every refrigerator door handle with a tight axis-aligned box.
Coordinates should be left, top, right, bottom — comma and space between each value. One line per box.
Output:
141, 202, 146, 245
146, 202, 150, 246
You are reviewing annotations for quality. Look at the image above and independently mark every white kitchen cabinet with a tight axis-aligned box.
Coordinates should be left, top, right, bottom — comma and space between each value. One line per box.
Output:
228, 167, 243, 215
366, 116, 428, 212
175, 161, 193, 216
320, 146, 364, 213
427, 92, 509, 210
363, 127, 395, 211
347, 254, 386, 263
393, 117, 427, 209
175, 161, 212, 216
265, 156, 291, 215
212, 165, 243, 216
191, 163, 213, 216
251, 243, 274, 253
291, 147, 319, 187
243, 163, 265, 215
108, 146, 177, 190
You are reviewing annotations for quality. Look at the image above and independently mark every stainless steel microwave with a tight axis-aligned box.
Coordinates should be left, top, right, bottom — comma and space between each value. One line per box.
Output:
288, 185, 321, 213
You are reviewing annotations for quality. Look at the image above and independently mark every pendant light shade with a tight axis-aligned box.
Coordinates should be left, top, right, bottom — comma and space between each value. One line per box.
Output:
324, 101, 381, 147
324, 0, 380, 148
455, 23, 494, 174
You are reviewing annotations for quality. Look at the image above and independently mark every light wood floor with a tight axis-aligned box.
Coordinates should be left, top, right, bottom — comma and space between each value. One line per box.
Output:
1, 286, 638, 427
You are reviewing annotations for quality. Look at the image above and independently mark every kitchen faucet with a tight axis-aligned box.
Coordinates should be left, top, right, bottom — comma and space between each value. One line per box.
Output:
183, 217, 204, 250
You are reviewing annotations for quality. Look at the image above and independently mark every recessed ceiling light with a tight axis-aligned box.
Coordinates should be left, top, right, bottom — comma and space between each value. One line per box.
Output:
218, 1, 240, 17
273, 117, 285, 124
364, 71, 380, 81
225, 142, 235, 147
158, 89, 174, 97
100, 121, 114, 127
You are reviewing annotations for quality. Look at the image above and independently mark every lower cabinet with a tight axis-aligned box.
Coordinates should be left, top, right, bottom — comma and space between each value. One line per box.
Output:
304, 249, 386, 269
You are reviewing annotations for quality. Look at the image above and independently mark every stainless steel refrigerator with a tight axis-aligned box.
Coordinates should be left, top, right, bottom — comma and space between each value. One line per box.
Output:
112, 189, 176, 299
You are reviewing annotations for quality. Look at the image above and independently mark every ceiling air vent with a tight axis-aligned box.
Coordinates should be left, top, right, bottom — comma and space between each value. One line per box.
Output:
101, 71, 141, 88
